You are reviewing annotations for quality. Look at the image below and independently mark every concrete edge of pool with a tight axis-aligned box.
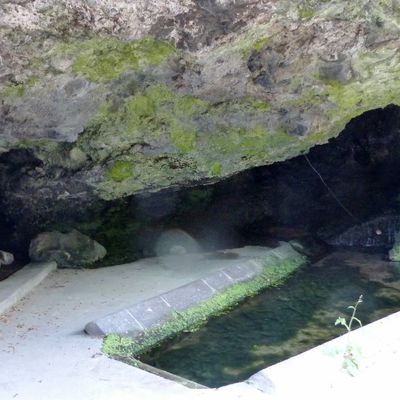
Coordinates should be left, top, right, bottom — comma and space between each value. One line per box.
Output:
0, 261, 57, 316
241, 309, 400, 398
85, 242, 306, 340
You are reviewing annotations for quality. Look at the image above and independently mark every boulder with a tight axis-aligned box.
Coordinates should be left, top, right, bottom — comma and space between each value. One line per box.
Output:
154, 229, 201, 256
29, 230, 106, 268
0, 250, 14, 266
327, 216, 400, 248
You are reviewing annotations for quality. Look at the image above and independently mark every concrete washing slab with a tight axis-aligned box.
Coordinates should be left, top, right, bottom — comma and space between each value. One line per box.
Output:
0, 247, 275, 400
84, 259, 262, 337
0, 261, 56, 315
84, 243, 302, 339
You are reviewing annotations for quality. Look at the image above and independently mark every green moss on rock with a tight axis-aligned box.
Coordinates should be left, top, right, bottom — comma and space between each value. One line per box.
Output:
64, 37, 176, 82
2, 77, 38, 98
107, 160, 134, 182
79, 81, 306, 200
170, 125, 197, 153
210, 161, 223, 176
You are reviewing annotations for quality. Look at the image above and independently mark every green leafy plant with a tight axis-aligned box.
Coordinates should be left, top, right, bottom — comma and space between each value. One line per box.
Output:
335, 295, 363, 376
335, 294, 363, 332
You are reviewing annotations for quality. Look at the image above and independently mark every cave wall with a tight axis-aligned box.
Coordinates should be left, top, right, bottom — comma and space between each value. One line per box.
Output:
2, 1, 400, 262
3, 105, 399, 265
1, 1, 400, 206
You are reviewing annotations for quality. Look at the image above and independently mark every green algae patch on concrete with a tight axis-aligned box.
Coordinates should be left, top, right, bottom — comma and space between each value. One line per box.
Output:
102, 247, 307, 359
62, 37, 176, 82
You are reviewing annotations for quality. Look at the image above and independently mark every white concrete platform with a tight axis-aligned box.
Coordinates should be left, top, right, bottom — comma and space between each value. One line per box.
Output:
0, 262, 56, 316
245, 310, 400, 399
0, 251, 399, 400
0, 253, 266, 400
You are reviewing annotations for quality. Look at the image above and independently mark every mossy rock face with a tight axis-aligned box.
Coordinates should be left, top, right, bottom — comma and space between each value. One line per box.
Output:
65, 37, 176, 82
1, 0, 400, 224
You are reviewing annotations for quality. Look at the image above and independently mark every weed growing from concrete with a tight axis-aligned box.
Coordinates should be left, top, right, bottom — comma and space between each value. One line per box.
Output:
335, 295, 363, 376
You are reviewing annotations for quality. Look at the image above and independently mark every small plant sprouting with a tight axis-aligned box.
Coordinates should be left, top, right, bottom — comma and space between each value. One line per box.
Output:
335, 294, 363, 333
334, 295, 364, 376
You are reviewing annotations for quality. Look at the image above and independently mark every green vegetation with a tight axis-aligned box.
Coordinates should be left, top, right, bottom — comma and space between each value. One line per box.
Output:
107, 160, 134, 182
286, 89, 322, 109
62, 37, 176, 82
319, 49, 400, 135
335, 295, 363, 333
170, 125, 197, 153
81, 84, 208, 156
252, 37, 270, 52
335, 295, 364, 376
298, 6, 315, 20
240, 35, 271, 58
210, 161, 223, 176
388, 231, 400, 261
77, 79, 306, 200
2, 77, 38, 98
103, 252, 307, 358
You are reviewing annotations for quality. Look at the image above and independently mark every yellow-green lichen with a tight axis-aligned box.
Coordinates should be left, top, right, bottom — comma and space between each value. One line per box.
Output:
64, 37, 176, 82
107, 160, 134, 182
84, 84, 208, 149
298, 6, 315, 20
80, 82, 306, 199
324, 76, 400, 135
287, 89, 322, 109
102, 252, 307, 358
170, 124, 197, 153
210, 162, 223, 176
2, 77, 38, 98
252, 37, 271, 52
209, 125, 299, 161
239, 34, 271, 58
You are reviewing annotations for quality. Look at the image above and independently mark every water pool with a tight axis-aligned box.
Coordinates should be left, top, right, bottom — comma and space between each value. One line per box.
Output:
141, 251, 400, 387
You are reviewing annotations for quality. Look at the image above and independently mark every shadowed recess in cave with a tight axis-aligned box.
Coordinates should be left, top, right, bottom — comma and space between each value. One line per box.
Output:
1, 105, 400, 270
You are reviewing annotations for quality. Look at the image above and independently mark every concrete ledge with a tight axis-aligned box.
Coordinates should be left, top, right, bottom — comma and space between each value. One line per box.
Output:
245, 310, 400, 397
0, 261, 57, 315
86, 243, 305, 343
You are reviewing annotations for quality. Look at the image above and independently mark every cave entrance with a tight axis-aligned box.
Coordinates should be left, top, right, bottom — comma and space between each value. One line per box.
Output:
2, 105, 400, 273
109, 104, 400, 263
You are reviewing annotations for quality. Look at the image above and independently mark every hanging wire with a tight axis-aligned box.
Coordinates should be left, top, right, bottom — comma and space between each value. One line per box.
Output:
303, 154, 359, 223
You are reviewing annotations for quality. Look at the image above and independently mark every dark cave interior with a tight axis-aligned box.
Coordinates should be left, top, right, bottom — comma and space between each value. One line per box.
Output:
1, 104, 400, 272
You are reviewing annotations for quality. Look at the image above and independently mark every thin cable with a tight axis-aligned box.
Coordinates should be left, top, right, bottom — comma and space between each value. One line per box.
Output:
304, 154, 359, 222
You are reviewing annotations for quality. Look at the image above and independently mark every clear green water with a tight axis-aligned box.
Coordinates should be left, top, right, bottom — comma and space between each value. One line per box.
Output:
141, 251, 400, 387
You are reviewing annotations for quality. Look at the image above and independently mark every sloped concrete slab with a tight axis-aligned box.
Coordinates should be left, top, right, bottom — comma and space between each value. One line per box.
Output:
162, 280, 214, 312
202, 271, 234, 291
0, 261, 57, 316
85, 243, 304, 338
86, 309, 143, 337
222, 261, 261, 282
128, 297, 172, 329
